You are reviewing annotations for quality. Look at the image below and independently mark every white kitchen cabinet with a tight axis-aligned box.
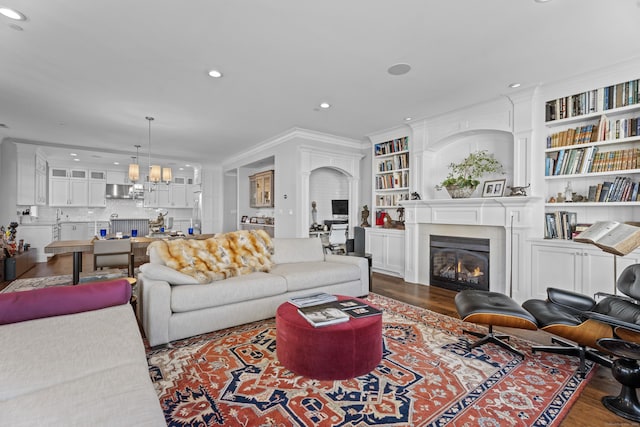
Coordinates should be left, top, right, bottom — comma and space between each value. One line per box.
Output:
170, 183, 187, 207
17, 225, 55, 262
88, 170, 106, 207
365, 228, 405, 277
16, 145, 47, 206
34, 152, 47, 205
48, 167, 88, 206
60, 222, 89, 241
530, 240, 640, 300
143, 185, 170, 207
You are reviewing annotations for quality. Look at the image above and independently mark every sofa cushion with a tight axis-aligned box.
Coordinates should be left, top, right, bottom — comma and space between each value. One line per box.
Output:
170, 272, 287, 312
0, 304, 146, 400
139, 263, 200, 285
272, 238, 325, 264
270, 261, 361, 292
0, 304, 164, 425
0, 279, 131, 325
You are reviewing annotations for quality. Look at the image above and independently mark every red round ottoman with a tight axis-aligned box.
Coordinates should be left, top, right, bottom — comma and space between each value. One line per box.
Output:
276, 295, 382, 380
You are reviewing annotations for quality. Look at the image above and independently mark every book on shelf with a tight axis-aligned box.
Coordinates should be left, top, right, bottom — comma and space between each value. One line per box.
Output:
298, 302, 350, 328
288, 292, 337, 308
545, 211, 576, 240
574, 221, 640, 256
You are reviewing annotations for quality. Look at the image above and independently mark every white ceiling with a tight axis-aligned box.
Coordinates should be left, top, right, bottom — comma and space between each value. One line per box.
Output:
1, 0, 640, 166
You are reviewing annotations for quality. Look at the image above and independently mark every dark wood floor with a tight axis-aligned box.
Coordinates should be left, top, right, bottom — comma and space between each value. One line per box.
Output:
5, 255, 637, 426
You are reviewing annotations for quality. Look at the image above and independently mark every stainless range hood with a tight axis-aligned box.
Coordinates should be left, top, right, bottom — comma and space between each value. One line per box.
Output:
105, 184, 144, 199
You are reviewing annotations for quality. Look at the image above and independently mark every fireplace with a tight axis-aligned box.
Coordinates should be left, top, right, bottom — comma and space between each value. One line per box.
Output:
430, 235, 490, 292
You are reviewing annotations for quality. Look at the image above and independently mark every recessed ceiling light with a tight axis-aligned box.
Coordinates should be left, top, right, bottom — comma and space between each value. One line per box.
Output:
73, 158, 80, 162
208, 69, 223, 78
509, 83, 521, 88
0, 7, 26, 20
387, 63, 412, 76
70, 153, 77, 157
113, 162, 120, 165
534, 0, 552, 3
404, 117, 412, 121
319, 102, 331, 109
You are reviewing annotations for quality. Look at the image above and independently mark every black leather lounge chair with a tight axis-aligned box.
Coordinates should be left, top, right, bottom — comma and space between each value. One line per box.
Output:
522, 263, 640, 376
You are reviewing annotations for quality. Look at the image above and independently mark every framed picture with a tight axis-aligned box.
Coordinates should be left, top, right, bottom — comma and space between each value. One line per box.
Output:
241, 215, 248, 223
250, 217, 258, 224
482, 179, 506, 197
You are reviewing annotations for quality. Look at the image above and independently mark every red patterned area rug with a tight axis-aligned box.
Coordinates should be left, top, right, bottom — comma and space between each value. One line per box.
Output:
146, 293, 596, 426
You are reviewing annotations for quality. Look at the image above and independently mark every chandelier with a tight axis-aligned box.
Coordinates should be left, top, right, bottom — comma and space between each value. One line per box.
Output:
145, 116, 172, 191
128, 144, 141, 182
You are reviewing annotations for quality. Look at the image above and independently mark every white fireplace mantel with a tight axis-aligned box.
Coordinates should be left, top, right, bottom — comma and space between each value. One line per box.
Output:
400, 197, 542, 301
401, 197, 541, 228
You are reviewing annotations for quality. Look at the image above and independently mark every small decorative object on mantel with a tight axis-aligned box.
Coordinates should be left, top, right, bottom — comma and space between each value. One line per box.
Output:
482, 179, 506, 198
411, 192, 421, 200
360, 205, 370, 227
435, 150, 504, 199
507, 184, 530, 197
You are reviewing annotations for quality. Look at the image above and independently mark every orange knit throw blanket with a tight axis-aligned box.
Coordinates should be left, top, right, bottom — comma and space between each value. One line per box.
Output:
148, 230, 274, 283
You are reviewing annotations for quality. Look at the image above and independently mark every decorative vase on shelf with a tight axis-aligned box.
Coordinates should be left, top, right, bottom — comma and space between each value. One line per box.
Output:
445, 184, 477, 199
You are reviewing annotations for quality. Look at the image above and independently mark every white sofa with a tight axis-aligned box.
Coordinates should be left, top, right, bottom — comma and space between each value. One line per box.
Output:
139, 237, 369, 346
0, 280, 165, 426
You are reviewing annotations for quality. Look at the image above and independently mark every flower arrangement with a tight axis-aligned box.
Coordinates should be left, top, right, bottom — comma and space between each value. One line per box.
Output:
435, 150, 504, 197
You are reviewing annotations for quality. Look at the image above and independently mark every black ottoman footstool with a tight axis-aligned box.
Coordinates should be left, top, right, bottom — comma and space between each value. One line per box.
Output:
455, 290, 538, 358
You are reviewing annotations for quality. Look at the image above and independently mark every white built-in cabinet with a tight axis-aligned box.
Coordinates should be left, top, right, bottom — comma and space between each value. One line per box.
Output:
88, 170, 106, 207
530, 240, 640, 300
366, 129, 410, 278
532, 77, 640, 298
365, 228, 405, 277
16, 145, 47, 206
49, 167, 88, 206
142, 174, 193, 207
60, 222, 89, 241
34, 152, 47, 205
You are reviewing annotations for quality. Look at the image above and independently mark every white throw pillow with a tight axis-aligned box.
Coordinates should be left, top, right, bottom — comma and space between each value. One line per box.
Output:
139, 263, 200, 285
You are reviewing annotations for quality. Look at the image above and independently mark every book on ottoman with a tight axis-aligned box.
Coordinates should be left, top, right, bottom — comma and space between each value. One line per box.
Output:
298, 302, 350, 327
343, 305, 382, 319
288, 292, 337, 308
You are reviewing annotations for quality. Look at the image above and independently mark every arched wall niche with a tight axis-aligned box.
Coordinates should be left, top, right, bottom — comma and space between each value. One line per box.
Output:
424, 129, 514, 200
298, 147, 362, 237
309, 166, 350, 226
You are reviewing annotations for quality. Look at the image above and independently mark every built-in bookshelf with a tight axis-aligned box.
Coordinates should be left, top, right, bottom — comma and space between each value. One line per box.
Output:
373, 136, 410, 226
543, 78, 640, 241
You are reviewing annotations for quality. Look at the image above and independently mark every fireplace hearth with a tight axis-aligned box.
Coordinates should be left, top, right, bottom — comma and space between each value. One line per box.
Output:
430, 235, 489, 292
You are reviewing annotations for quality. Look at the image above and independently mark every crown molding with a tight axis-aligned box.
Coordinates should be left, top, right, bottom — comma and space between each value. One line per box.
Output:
222, 127, 367, 170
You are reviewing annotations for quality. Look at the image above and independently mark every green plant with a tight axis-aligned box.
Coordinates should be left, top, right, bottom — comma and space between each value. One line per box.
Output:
436, 150, 504, 189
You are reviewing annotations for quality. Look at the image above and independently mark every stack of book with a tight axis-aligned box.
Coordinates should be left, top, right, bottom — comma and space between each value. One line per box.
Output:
289, 293, 382, 328
288, 292, 337, 308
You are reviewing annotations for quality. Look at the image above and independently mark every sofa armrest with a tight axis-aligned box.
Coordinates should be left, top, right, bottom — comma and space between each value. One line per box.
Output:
325, 254, 369, 296
0, 279, 131, 325
138, 273, 172, 347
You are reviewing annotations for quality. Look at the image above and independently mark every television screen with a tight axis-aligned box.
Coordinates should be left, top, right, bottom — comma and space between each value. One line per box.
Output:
331, 199, 348, 215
